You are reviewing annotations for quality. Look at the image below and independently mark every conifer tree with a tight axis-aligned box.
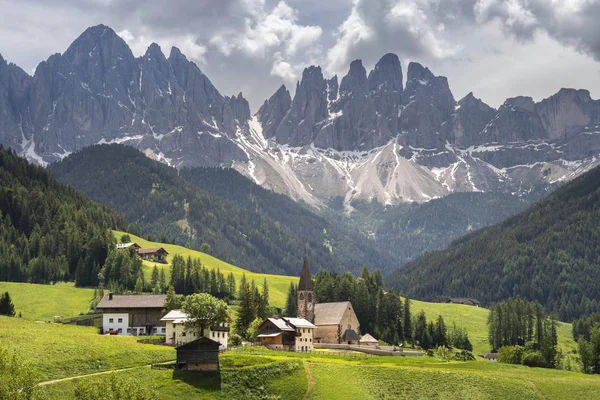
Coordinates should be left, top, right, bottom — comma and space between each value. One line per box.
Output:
284, 282, 297, 317
235, 274, 256, 339
0, 292, 16, 317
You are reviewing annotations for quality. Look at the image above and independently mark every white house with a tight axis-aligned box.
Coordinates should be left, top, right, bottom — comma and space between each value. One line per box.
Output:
257, 317, 316, 352
96, 293, 167, 336
160, 310, 230, 349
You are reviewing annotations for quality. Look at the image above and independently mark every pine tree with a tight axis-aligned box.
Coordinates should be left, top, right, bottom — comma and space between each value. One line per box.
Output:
0, 292, 16, 316
235, 274, 256, 339
434, 315, 447, 348
284, 282, 297, 317
227, 272, 236, 299
150, 265, 159, 292
257, 278, 269, 319
403, 297, 412, 343
159, 269, 166, 293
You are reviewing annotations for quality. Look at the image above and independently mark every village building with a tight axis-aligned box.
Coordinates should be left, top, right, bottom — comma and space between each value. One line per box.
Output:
96, 293, 167, 336
296, 257, 361, 344
136, 247, 169, 263
446, 298, 481, 307
160, 309, 229, 349
116, 242, 141, 250
479, 353, 499, 362
176, 337, 221, 371
359, 333, 379, 347
257, 316, 315, 351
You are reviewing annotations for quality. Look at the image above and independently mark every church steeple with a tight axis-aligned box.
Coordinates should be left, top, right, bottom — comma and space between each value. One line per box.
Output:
297, 256, 314, 322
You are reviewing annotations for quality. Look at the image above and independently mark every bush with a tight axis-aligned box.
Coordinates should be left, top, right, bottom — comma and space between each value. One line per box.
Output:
229, 334, 242, 346
452, 350, 476, 361
435, 346, 452, 362
498, 345, 524, 365
522, 351, 547, 368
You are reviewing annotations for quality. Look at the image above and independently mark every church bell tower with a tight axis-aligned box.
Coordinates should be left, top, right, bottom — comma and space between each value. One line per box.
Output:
297, 256, 314, 322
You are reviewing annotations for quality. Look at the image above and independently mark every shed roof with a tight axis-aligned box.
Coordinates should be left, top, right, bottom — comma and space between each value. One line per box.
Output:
137, 247, 169, 255
448, 297, 480, 305
360, 333, 378, 343
97, 294, 166, 309
176, 336, 221, 350
298, 257, 314, 291
314, 301, 353, 326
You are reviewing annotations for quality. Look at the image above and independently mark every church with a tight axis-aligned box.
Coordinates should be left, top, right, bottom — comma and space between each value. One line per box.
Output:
297, 257, 361, 344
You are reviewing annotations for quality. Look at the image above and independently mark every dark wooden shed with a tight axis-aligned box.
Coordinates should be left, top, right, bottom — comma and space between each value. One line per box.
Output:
176, 337, 221, 371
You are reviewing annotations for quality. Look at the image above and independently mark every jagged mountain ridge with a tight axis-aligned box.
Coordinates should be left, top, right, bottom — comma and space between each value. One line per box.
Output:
1, 25, 600, 207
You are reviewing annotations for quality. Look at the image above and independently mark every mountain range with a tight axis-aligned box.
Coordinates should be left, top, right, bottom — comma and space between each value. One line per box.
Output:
2, 25, 600, 208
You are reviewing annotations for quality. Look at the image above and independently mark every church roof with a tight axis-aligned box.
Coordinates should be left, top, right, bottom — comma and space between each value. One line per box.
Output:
314, 301, 353, 326
298, 257, 314, 291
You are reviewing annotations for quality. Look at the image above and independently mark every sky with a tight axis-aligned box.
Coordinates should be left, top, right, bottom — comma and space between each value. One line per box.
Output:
1, 0, 600, 112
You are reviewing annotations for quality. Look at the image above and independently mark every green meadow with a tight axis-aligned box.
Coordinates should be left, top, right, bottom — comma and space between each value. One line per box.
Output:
113, 230, 298, 308
0, 282, 94, 321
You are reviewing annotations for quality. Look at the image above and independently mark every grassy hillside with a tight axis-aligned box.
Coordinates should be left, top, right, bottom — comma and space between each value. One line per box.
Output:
389, 163, 600, 321
114, 230, 298, 308
0, 316, 174, 381
0, 282, 94, 320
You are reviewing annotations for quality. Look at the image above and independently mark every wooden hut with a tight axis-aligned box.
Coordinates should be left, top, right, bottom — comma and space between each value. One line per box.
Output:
176, 337, 221, 371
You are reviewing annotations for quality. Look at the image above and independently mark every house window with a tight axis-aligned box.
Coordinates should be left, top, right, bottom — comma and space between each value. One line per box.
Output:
109, 318, 114, 323
212, 332, 215, 338
182, 332, 186, 337
127, 328, 132, 333
161, 328, 166, 333
118, 328, 122, 333
118, 318, 123, 323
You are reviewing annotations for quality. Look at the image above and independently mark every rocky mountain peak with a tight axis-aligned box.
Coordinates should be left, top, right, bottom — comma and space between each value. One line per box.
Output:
256, 84, 292, 139
368, 53, 403, 93
406, 62, 435, 83
339, 59, 368, 96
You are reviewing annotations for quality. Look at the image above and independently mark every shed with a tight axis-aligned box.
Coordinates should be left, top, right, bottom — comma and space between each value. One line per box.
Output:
479, 353, 499, 362
359, 333, 378, 346
136, 247, 169, 263
176, 337, 221, 371
446, 298, 481, 307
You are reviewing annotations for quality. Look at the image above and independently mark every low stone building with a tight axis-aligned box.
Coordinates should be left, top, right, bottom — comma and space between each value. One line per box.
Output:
257, 317, 315, 351
359, 333, 378, 346
176, 337, 221, 371
160, 309, 229, 349
96, 293, 167, 336
313, 301, 360, 344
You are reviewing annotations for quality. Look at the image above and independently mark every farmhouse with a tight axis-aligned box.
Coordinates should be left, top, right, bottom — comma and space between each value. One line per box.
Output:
160, 309, 229, 349
479, 353, 499, 362
116, 242, 141, 250
257, 316, 315, 351
96, 293, 167, 336
176, 337, 221, 371
359, 333, 379, 347
296, 257, 361, 344
446, 298, 481, 307
136, 247, 169, 263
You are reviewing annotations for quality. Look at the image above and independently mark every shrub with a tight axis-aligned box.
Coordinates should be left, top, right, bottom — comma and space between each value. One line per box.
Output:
522, 351, 547, 368
498, 346, 524, 365
435, 346, 452, 362
452, 350, 476, 361
229, 334, 242, 346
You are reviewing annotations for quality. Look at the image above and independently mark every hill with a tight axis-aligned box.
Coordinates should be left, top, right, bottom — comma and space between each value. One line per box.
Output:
112, 230, 297, 308
0, 145, 128, 286
388, 163, 600, 320
50, 144, 395, 276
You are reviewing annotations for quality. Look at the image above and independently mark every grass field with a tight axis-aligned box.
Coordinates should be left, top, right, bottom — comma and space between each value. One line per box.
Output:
36, 347, 600, 400
0, 316, 174, 381
0, 282, 94, 321
113, 230, 298, 308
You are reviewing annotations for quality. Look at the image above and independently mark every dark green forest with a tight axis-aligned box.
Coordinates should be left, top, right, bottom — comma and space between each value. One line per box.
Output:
50, 144, 395, 276
0, 146, 128, 286
388, 163, 600, 320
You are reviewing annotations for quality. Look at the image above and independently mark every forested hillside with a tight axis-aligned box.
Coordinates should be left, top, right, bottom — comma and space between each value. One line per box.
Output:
0, 146, 128, 286
388, 164, 600, 321
50, 144, 395, 276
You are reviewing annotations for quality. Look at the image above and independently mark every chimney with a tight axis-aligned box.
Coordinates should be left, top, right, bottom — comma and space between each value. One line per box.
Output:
108, 292, 113, 300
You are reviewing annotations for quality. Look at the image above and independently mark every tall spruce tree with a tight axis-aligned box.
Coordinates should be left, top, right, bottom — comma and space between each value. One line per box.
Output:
284, 282, 297, 317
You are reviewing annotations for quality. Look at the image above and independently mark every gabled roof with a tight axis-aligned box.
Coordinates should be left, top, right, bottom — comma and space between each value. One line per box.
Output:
480, 353, 499, 358
116, 242, 140, 249
96, 294, 166, 309
284, 317, 316, 329
298, 257, 314, 291
448, 297, 480, 305
176, 336, 221, 350
314, 301, 353, 326
263, 317, 296, 332
137, 247, 169, 255
360, 333, 378, 343
161, 309, 187, 321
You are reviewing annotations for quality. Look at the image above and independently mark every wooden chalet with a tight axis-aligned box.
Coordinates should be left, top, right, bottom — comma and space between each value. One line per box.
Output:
258, 317, 315, 351
446, 298, 481, 307
96, 293, 167, 336
136, 247, 169, 263
176, 337, 221, 371
116, 242, 141, 250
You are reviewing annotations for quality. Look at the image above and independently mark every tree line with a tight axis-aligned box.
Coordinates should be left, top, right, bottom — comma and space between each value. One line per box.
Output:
488, 298, 559, 368
572, 313, 600, 374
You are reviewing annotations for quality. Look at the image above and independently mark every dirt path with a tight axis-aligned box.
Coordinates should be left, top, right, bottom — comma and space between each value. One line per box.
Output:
530, 382, 546, 400
303, 362, 315, 400
37, 364, 152, 386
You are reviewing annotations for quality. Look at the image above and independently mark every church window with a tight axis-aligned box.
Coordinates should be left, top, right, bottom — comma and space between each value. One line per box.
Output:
308, 293, 312, 302
299, 292, 305, 300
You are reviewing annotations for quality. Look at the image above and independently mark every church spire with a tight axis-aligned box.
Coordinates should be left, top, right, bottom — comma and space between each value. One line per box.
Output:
298, 256, 314, 291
